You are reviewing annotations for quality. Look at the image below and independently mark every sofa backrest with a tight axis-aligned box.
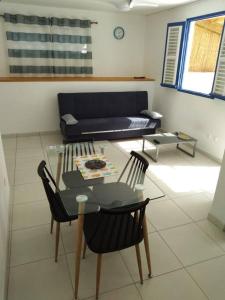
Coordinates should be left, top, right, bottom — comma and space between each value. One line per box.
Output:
58, 91, 148, 119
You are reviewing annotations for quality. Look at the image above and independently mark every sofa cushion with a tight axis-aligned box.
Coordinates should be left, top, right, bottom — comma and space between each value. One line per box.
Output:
63, 116, 159, 137
140, 110, 163, 119
61, 114, 78, 125
58, 91, 148, 119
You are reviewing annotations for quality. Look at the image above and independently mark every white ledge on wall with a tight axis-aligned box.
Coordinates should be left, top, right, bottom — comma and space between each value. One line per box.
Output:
0, 76, 155, 82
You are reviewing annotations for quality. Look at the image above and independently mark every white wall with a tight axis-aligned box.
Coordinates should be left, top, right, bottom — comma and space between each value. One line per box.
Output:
0, 2, 146, 77
0, 135, 10, 300
0, 2, 151, 135
209, 150, 225, 229
0, 81, 155, 134
145, 0, 225, 161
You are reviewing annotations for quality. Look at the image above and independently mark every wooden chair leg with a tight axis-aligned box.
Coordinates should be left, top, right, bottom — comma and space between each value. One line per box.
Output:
135, 244, 143, 284
55, 222, 60, 262
143, 216, 152, 277
96, 254, 102, 300
83, 239, 87, 259
50, 215, 54, 234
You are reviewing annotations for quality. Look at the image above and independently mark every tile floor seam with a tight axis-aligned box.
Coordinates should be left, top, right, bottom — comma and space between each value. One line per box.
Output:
82, 282, 140, 300
169, 196, 210, 223
12, 221, 51, 232
158, 226, 225, 269
156, 230, 189, 267
13, 198, 47, 205
155, 219, 195, 233
119, 232, 185, 281
119, 249, 140, 285
194, 221, 225, 253
12, 198, 47, 207
61, 227, 76, 299
6, 137, 17, 300
184, 267, 210, 300
183, 252, 225, 269
14, 180, 42, 186
160, 198, 225, 253
11, 222, 54, 232
9, 253, 66, 269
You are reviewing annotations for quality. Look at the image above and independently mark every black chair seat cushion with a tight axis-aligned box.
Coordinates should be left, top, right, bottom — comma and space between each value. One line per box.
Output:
62, 170, 104, 189
84, 212, 143, 254
51, 192, 77, 223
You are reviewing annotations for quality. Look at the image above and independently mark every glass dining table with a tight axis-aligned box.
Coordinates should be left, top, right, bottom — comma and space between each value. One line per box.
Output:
46, 140, 164, 299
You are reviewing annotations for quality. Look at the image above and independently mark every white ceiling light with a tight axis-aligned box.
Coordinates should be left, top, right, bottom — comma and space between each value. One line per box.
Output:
129, 0, 159, 8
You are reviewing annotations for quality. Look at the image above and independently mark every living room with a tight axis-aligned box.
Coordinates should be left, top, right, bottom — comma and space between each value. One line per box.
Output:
1, 0, 225, 300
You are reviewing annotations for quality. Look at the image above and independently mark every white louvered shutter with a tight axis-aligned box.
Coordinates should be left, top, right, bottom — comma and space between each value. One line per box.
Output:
212, 25, 225, 98
162, 23, 184, 87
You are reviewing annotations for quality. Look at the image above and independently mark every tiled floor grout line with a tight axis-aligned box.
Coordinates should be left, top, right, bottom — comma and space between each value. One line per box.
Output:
6, 136, 17, 300
11, 222, 51, 232
166, 197, 225, 254
169, 196, 209, 223
10, 253, 66, 269
184, 267, 210, 300
194, 221, 225, 253
157, 225, 225, 269
61, 226, 76, 299
13, 198, 47, 206
11, 221, 51, 232
13, 198, 47, 205
83, 282, 142, 300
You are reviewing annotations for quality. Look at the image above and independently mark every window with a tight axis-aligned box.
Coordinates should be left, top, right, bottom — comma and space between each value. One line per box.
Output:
162, 11, 225, 100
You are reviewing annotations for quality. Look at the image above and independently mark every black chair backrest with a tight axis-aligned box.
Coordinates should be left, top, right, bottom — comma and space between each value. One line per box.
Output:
37, 160, 67, 220
86, 199, 150, 253
118, 151, 149, 189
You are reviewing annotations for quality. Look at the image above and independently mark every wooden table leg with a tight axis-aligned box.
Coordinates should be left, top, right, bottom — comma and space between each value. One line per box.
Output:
75, 214, 84, 299
143, 215, 152, 277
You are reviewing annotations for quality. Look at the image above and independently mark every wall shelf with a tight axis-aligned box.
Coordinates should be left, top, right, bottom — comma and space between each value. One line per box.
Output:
0, 76, 155, 82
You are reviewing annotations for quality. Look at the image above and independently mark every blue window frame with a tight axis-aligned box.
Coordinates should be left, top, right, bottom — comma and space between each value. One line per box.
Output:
161, 10, 225, 100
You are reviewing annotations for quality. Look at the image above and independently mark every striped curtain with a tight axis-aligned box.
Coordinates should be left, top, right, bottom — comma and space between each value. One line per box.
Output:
4, 13, 93, 76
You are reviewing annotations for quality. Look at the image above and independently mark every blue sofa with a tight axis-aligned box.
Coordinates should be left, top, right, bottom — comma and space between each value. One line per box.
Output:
58, 91, 161, 142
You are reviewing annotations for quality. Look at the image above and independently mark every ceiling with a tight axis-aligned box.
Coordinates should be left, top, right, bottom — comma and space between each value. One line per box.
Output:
2, 0, 200, 15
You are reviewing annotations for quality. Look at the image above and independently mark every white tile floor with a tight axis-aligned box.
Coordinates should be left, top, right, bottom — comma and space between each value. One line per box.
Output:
3, 133, 225, 300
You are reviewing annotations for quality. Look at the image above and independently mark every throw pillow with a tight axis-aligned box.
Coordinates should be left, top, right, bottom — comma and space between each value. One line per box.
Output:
61, 114, 78, 125
140, 110, 163, 119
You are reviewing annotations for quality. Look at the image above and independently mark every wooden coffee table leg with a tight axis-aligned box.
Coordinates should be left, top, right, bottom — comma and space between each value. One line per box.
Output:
143, 215, 152, 277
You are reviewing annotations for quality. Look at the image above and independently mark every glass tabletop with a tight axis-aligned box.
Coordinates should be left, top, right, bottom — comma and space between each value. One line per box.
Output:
46, 141, 165, 216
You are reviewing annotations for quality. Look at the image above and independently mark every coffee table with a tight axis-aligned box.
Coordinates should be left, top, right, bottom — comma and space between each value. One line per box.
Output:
142, 132, 197, 162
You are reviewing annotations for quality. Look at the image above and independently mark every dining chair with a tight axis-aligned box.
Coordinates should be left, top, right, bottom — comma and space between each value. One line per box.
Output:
92, 151, 149, 208
37, 160, 78, 262
118, 150, 149, 188
83, 199, 150, 300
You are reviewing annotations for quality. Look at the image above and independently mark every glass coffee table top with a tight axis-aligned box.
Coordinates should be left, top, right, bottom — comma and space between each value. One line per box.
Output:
142, 132, 198, 162
143, 132, 197, 145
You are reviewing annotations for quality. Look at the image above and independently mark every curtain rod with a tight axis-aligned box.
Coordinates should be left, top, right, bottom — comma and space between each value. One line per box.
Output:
0, 14, 98, 24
